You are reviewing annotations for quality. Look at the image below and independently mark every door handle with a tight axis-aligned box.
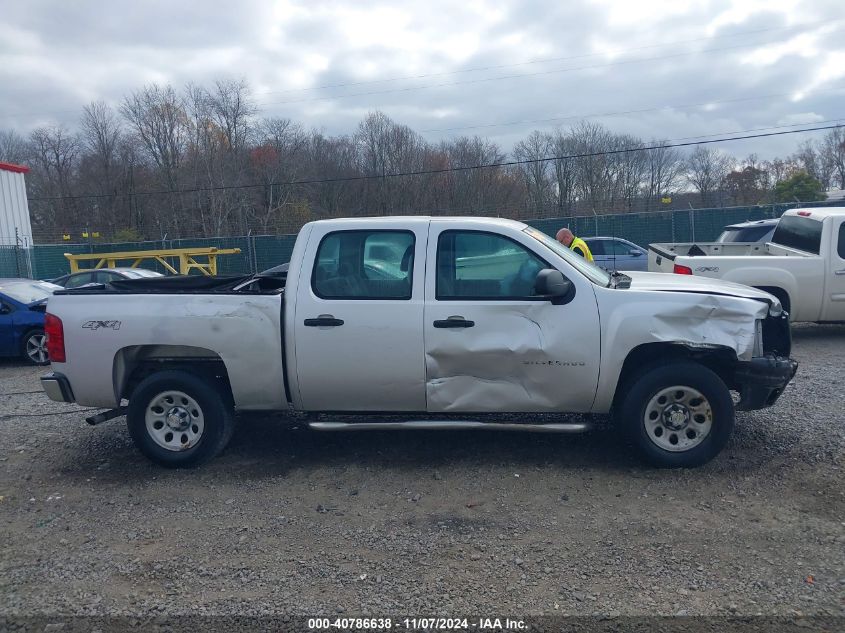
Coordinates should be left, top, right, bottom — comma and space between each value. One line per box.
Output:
835, 269, 845, 276
304, 316, 344, 327
433, 316, 475, 328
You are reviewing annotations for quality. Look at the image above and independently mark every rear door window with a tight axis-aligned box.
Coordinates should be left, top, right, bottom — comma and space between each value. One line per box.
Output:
312, 230, 414, 299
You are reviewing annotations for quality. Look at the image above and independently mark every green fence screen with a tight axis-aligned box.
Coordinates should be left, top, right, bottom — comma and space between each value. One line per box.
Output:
2, 201, 839, 280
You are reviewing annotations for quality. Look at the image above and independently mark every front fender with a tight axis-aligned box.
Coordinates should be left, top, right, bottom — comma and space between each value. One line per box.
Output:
593, 290, 768, 413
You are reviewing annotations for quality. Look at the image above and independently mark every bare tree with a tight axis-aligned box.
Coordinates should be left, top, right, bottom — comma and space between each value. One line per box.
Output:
354, 111, 429, 214
27, 126, 81, 231
686, 146, 733, 207
613, 134, 647, 212
0, 129, 28, 164
820, 128, 845, 190
569, 121, 616, 213
643, 142, 683, 211
80, 101, 122, 178
207, 79, 257, 153
512, 131, 553, 215
790, 140, 823, 185
550, 129, 577, 215
250, 117, 308, 232
121, 84, 188, 190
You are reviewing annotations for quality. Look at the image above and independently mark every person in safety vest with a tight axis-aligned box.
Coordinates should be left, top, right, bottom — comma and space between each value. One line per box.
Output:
555, 228, 594, 262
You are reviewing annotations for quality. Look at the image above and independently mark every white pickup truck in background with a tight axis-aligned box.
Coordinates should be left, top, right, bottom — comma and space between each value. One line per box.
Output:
41, 217, 796, 469
648, 207, 845, 322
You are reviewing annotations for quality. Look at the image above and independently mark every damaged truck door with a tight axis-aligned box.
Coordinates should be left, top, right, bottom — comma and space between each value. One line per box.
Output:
424, 225, 600, 413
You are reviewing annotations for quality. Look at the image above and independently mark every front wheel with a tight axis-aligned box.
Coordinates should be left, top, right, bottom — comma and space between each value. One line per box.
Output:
23, 329, 49, 365
617, 361, 734, 468
127, 370, 236, 468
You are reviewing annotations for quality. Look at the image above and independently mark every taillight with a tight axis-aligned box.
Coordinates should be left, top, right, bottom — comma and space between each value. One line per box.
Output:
673, 264, 693, 275
45, 313, 65, 363
797, 211, 811, 217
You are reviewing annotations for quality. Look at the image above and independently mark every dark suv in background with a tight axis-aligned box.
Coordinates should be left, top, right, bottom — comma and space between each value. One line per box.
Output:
715, 218, 779, 243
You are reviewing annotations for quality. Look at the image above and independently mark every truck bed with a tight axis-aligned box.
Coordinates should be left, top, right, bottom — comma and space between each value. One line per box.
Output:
648, 241, 812, 273
46, 278, 288, 410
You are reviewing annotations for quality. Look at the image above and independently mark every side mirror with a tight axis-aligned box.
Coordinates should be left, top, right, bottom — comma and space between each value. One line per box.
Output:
534, 269, 574, 304
629, 249, 643, 256
0, 304, 10, 315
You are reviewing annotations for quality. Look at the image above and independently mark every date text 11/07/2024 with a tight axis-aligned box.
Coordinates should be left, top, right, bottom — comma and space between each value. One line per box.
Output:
306, 617, 527, 630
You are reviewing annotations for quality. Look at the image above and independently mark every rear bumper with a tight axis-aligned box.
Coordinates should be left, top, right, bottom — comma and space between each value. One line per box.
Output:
41, 372, 75, 403
734, 355, 798, 411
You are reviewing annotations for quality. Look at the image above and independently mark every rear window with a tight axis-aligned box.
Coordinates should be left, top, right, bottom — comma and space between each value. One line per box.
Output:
716, 226, 773, 243
771, 215, 823, 254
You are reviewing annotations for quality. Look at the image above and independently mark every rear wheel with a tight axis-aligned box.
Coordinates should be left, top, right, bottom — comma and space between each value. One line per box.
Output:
617, 361, 734, 468
22, 329, 49, 365
127, 370, 235, 468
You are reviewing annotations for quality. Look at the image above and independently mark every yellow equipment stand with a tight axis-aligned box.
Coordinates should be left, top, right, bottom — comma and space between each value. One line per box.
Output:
64, 247, 241, 276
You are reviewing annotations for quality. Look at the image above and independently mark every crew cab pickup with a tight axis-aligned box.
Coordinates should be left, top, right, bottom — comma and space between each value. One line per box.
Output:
648, 207, 845, 322
41, 217, 797, 469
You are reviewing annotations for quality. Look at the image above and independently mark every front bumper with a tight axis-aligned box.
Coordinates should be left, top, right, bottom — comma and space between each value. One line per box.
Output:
41, 372, 75, 403
734, 355, 798, 411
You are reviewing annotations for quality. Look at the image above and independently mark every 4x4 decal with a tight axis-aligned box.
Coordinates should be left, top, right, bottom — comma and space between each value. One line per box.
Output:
82, 320, 121, 331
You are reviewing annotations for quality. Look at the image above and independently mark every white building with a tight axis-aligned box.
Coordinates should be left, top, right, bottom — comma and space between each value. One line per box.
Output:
0, 161, 33, 247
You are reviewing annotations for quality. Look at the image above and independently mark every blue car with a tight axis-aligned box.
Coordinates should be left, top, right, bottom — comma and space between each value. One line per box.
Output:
583, 237, 649, 272
0, 278, 62, 365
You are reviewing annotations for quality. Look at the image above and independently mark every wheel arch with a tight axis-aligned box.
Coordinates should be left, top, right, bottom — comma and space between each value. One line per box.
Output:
114, 345, 233, 405
611, 342, 738, 414
753, 285, 791, 314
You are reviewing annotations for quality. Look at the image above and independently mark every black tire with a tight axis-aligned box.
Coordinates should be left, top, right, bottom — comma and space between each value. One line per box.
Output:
22, 329, 49, 365
126, 370, 235, 468
617, 361, 734, 468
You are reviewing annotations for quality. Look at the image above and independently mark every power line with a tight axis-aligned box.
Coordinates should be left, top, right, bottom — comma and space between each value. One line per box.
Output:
420, 88, 845, 134
27, 123, 844, 202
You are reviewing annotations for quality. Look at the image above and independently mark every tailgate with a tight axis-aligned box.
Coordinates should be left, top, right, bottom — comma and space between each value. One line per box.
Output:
648, 244, 677, 272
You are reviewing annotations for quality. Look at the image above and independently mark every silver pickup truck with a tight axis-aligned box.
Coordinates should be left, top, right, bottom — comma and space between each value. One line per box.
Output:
41, 217, 797, 469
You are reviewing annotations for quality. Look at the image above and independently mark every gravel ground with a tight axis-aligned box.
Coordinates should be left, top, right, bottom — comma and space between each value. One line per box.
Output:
0, 323, 843, 618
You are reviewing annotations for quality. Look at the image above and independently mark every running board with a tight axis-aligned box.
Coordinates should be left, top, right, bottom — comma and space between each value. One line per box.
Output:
308, 420, 591, 433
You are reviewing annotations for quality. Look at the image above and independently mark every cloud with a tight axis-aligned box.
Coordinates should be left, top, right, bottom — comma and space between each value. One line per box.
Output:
0, 0, 842, 158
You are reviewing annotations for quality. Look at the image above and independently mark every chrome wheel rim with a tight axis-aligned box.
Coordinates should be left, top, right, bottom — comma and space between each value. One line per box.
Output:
26, 333, 48, 364
644, 385, 713, 452
145, 390, 205, 451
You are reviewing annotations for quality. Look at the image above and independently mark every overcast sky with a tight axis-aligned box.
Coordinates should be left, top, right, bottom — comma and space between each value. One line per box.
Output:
1, 0, 843, 157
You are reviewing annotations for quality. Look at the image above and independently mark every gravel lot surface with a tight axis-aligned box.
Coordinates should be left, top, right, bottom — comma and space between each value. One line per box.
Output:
0, 324, 843, 618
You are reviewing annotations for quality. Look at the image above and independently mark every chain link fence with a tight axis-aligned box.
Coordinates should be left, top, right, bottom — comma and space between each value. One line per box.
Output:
2, 200, 841, 280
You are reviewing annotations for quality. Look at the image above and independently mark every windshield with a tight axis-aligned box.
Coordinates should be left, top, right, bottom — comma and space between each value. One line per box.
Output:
0, 280, 61, 304
523, 226, 612, 286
